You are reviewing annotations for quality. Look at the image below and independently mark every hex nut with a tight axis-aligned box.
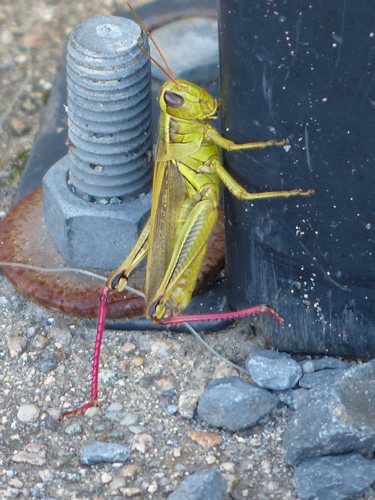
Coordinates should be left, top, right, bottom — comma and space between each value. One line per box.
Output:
43, 155, 151, 269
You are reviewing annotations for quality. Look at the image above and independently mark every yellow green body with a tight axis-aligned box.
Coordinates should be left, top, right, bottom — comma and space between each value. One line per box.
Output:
107, 79, 313, 322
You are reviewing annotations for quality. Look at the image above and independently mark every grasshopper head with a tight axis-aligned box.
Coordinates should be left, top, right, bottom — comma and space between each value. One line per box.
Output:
159, 80, 218, 120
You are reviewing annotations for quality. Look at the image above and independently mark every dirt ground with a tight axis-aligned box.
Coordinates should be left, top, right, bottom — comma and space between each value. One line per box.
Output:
0, 1, 371, 499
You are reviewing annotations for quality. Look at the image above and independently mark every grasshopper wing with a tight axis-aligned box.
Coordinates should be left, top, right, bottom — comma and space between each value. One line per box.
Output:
145, 159, 186, 306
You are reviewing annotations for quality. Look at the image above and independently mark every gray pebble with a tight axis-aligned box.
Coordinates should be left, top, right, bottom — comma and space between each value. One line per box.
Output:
104, 410, 127, 422
128, 425, 147, 434
107, 401, 123, 412
301, 360, 315, 374
168, 469, 226, 500
197, 376, 278, 431
178, 390, 201, 419
64, 422, 81, 435
294, 453, 375, 500
299, 369, 349, 389
36, 356, 58, 373
246, 349, 302, 390
80, 441, 131, 465
8, 336, 27, 357
119, 412, 139, 426
310, 356, 352, 371
49, 326, 72, 346
17, 404, 40, 423
284, 360, 375, 465
166, 404, 178, 416
45, 415, 58, 431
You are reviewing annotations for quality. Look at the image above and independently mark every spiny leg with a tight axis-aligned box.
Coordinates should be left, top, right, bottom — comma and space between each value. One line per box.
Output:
148, 198, 218, 321
204, 124, 291, 151
59, 286, 109, 420
59, 220, 152, 420
210, 157, 314, 200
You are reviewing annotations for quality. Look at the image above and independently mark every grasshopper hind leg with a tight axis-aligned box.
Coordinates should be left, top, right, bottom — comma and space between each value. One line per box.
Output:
147, 198, 218, 321
106, 218, 151, 291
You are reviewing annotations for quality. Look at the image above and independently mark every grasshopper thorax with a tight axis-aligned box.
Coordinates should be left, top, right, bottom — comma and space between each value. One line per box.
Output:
159, 79, 218, 121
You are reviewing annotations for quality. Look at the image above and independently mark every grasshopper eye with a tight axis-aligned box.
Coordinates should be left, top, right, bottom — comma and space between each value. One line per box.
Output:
164, 91, 184, 108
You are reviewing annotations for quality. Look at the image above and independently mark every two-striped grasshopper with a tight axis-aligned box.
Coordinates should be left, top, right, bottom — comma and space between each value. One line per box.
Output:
58, 5, 314, 419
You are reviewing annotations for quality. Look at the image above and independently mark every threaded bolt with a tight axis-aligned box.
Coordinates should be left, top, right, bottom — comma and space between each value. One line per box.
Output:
42, 16, 153, 269
66, 16, 152, 201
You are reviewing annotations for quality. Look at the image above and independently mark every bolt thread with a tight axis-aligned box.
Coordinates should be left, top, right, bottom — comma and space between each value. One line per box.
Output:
66, 16, 153, 201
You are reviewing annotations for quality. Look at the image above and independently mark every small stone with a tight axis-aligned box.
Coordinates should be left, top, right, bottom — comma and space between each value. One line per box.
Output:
294, 453, 375, 500
212, 361, 238, 379
107, 401, 123, 412
17, 404, 40, 423
49, 326, 72, 346
105, 410, 125, 422
187, 430, 222, 449
10, 117, 30, 136
197, 377, 278, 431
119, 487, 142, 497
121, 341, 136, 353
80, 442, 131, 465
301, 360, 315, 374
0, 295, 8, 305
178, 389, 202, 419
8, 478, 22, 489
12, 443, 47, 465
99, 369, 117, 384
246, 349, 302, 390
44, 375, 55, 385
128, 425, 147, 434
148, 483, 158, 493
310, 356, 352, 371
299, 369, 348, 388
206, 455, 217, 465
166, 404, 178, 416
32, 335, 49, 349
119, 412, 139, 426
131, 433, 154, 454
157, 376, 177, 392
45, 415, 59, 431
101, 472, 112, 484
36, 356, 57, 373
84, 406, 102, 418
8, 336, 27, 357
117, 360, 127, 371
64, 422, 81, 435
130, 357, 144, 367
121, 464, 141, 479
168, 469, 226, 500
221, 473, 238, 494
284, 359, 375, 465
220, 462, 235, 473
149, 338, 177, 358
37, 469, 54, 482
110, 476, 126, 490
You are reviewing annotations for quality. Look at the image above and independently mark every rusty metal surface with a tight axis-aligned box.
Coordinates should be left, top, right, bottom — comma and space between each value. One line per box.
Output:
0, 188, 225, 319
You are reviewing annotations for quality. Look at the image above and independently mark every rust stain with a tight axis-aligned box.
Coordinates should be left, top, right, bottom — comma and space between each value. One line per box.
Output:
0, 188, 225, 319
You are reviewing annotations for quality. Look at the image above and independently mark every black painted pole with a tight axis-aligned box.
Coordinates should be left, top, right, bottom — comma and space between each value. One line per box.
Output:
217, 0, 375, 358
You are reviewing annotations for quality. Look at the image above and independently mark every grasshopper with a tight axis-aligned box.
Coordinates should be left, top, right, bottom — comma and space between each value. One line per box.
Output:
57, 6, 314, 419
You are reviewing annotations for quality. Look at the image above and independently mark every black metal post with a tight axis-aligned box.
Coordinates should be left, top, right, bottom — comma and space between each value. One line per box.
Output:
218, 0, 375, 357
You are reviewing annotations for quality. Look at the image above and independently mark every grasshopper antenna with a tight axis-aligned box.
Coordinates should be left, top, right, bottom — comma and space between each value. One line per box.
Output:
127, 2, 179, 83
136, 44, 178, 83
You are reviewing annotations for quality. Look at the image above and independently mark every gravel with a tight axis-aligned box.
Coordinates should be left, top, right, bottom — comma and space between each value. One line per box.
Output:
1, 0, 375, 498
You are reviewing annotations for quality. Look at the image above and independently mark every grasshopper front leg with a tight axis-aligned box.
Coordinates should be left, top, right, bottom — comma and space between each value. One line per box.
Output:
204, 124, 315, 199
